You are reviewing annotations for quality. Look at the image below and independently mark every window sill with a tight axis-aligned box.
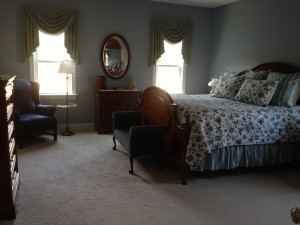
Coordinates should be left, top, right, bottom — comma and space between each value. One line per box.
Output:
40, 94, 78, 101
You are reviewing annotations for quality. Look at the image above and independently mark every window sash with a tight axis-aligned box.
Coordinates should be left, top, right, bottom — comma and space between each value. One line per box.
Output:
29, 32, 76, 96
154, 41, 186, 94
154, 64, 185, 94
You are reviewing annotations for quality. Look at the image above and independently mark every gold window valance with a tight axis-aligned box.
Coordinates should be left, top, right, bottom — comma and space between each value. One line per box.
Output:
149, 19, 193, 66
23, 5, 79, 63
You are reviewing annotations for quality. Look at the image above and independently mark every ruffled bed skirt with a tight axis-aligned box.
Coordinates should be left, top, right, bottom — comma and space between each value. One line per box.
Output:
193, 142, 300, 172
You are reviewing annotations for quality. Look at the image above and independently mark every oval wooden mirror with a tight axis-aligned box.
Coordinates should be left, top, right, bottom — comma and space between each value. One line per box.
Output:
101, 34, 130, 79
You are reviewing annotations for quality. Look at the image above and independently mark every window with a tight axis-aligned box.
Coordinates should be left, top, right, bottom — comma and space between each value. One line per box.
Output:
30, 31, 76, 96
154, 41, 185, 94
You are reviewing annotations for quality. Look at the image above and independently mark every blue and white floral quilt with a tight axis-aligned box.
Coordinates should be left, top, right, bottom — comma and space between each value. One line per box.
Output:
171, 94, 300, 170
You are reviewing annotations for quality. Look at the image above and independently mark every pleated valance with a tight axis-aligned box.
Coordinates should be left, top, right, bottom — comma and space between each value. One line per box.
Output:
23, 5, 79, 63
149, 19, 193, 66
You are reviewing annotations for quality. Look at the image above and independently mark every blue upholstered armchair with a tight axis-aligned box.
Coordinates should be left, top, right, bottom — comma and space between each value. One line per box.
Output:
13, 79, 57, 148
113, 111, 167, 174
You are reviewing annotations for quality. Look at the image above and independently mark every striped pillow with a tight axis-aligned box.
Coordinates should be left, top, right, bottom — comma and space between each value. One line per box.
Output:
245, 70, 271, 80
293, 86, 300, 105
267, 72, 300, 107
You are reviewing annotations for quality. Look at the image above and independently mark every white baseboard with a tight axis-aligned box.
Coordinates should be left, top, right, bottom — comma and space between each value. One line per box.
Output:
57, 123, 94, 132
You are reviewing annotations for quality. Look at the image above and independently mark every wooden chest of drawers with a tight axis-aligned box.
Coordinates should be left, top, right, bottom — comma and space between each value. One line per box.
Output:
95, 90, 142, 133
0, 75, 20, 219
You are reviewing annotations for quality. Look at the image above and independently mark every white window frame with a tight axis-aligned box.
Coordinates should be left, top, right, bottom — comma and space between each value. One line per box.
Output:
29, 32, 77, 100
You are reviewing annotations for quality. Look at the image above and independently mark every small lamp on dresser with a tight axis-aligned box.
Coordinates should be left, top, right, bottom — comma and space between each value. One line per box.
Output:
58, 59, 76, 136
208, 78, 218, 95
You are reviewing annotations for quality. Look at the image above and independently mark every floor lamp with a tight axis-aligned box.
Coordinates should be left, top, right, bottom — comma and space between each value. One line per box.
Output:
58, 60, 76, 136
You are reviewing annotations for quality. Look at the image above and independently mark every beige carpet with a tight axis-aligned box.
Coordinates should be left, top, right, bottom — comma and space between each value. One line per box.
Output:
0, 130, 299, 225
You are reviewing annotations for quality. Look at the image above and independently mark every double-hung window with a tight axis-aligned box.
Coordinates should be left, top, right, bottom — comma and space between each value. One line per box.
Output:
30, 31, 76, 96
154, 40, 185, 94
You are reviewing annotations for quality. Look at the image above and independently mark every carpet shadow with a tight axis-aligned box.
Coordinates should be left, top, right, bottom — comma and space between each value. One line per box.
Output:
183, 161, 300, 188
111, 148, 183, 184
17, 136, 58, 154
99, 145, 300, 187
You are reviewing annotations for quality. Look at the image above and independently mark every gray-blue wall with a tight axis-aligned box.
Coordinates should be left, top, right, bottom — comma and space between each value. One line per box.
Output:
209, 0, 300, 77
1, 0, 300, 125
0, 0, 212, 124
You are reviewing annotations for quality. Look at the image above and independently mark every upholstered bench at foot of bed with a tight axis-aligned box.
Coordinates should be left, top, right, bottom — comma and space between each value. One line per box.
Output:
113, 111, 167, 174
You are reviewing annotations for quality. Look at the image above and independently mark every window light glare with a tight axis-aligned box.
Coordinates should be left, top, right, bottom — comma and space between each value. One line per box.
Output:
155, 41, 184, 94
36, 31, 73, 94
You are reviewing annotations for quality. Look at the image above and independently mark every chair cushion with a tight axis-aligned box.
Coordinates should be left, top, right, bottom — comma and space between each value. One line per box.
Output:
13, 79, 35, 114
18, 114, 56, 134
129, 125, 167, 157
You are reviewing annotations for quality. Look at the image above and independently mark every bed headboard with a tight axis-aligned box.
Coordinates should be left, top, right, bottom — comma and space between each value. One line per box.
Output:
252, 62, 299, 73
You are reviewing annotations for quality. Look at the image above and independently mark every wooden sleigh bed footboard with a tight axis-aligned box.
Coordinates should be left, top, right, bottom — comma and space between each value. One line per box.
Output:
142, 62, 300, 185
164, 109, 191, 185
141, 86, 192, 184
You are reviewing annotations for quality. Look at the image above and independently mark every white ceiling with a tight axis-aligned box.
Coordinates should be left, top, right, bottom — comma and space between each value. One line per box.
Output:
148, 0, 240, 8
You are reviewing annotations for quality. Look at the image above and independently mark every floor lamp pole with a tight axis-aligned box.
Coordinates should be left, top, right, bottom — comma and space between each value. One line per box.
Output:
61, 74, 74, 136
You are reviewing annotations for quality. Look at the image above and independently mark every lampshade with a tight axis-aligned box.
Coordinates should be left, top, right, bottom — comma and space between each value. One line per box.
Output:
58, 60, 76, 74
208, 78, 219, 87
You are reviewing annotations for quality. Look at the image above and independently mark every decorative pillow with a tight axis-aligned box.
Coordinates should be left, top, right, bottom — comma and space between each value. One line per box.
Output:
222, 71, 236, 78
221, 69, 249, 78
268, 72, 300, 106
244, 70, 270, 80
235, 79, 279, 106
271, 79, 300, 107
223, 70, 235, 77
293, 86, 300, 105
213, 75, 246, 100
268, 71, 300, 81
234, 69, 250, 77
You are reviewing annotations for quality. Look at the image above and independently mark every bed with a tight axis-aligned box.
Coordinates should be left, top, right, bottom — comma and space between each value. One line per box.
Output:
141, 62, 300, 184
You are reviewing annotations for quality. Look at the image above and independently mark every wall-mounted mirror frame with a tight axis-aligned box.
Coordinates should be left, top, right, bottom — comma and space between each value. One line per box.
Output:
100, 34, 130, 79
